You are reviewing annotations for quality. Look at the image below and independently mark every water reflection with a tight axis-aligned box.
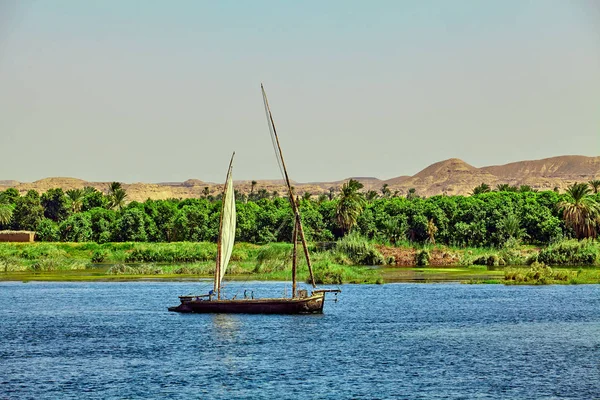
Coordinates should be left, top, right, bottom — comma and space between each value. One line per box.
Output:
209, 314, 240, 341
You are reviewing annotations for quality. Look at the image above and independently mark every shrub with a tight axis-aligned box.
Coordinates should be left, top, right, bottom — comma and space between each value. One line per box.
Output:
91, 249, 108, 263
416, 250, 430, 266
29, 257, 83, 271
312, 261, 343, 284
106, 264, 136, 275
473, 254, 503, 266
19, 244, 66, 260
254, 243, 292, 273
537, 239, 599, 266
36, 219, 60, 242
335, 232, 384, 265
505, 262, 575, 284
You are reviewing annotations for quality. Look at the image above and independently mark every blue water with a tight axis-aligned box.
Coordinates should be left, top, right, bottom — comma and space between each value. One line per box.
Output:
0, 281, 599, 399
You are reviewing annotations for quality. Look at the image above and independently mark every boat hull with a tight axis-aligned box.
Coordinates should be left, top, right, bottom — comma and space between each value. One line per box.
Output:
168, 293, 325, 314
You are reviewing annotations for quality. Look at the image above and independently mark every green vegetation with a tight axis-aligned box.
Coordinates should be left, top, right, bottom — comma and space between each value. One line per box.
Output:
336, 179, 366, 234
1, 239, 598, 284
0, 240, 384, 284
533, 239, 599, 266
504, 262, 600, 285
334, 232, 384, 265
1, 182, 600, 285
416, 249, 430, 266
557, 183, 600, 239
2, 182, 600, 247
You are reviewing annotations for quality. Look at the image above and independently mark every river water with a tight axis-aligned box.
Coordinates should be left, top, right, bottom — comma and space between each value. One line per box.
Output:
0, 281, 599, 399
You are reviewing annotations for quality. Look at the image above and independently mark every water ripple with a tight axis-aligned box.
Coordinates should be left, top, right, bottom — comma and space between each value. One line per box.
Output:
0, 282, 599, 399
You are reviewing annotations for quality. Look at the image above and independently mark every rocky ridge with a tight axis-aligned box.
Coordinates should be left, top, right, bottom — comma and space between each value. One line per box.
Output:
1, 155, 599, 201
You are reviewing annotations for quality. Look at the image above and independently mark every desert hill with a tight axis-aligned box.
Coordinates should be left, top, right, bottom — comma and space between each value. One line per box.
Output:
481, 155, 600, 180
1, 155, 599, 201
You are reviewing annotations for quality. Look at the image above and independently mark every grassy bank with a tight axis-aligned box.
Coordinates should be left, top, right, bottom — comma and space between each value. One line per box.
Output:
0, 241, 383, 284
1, 238, 599, 284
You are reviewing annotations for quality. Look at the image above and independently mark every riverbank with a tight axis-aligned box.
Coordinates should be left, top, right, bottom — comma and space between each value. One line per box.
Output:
0, 241, 599, 284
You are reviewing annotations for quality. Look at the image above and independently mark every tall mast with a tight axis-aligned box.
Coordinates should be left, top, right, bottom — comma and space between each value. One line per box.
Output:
214, 152, 235, 299
261, 84, 316, 288
292, 214, 298, 297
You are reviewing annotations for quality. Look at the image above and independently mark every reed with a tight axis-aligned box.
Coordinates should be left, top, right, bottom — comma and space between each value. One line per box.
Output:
504, 262, 576, 284
254, 243, 293, 273
533, 239, 599, 266
335, 232, 384, 265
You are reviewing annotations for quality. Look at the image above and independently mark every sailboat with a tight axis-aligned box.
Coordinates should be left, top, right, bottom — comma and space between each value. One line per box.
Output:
168, 84, 340, 314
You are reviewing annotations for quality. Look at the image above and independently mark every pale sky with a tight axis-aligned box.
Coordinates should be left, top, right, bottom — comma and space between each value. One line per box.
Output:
1, 0, 599, 183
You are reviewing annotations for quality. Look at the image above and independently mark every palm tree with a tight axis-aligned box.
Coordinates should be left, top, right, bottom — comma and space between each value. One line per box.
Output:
519, 185, 537, 193
589, 180, 600, 194
302, 192, 312, 201
202, 187, 210, 198
498, 213, 525, 241
109, 188, 127, 211
366, 190, 378, 202
251, 180, 257, 196
66, 189, 83, 213
496, 183, 517, 192
0, 204, 13, 226
406, 188, 418, 200
328, 187, 336, 201
336, 179, 365, 234
471, 183, 491, 195
557, 182, 600, 239
109, 182, 122, 194
107, 182, 127, 210
257, 188, 270, 200
382, 216, 407, 244
380, 184, 391, 198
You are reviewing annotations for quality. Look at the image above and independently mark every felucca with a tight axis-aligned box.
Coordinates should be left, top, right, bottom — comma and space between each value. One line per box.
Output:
168, 85, 340, 314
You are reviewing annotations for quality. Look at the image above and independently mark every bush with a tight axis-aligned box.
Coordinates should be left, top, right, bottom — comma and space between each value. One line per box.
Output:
505, 262, 575, 284
36, 219, 60, 242
416, 250, 430, 266
106, 264, 136, 275
91, 249, 108, 263
312, 260, 343, 284
19, 244, 67, 260
254, 243, 292, 273
29, 257, 84, 272
537, 239, 599, 266
473, 254, 503, 266
335, 232, 384, 265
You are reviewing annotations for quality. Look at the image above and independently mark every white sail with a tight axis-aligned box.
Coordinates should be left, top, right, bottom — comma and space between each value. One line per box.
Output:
215, 155, 236, 292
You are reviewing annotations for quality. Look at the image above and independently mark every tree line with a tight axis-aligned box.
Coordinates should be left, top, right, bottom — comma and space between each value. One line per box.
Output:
0, 180, 598, 247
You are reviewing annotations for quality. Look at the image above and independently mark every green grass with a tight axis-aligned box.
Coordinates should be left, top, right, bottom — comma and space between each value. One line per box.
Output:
504, 262, 600, 285
1, 241, 599, 284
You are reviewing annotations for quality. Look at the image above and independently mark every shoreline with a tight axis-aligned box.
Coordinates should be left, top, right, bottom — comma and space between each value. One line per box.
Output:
1, 241, 599, 284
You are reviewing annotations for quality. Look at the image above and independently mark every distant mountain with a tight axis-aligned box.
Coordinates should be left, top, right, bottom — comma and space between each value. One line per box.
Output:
1, 155, 598, 200
481, 155, 600, 180
388, 158, 498, 196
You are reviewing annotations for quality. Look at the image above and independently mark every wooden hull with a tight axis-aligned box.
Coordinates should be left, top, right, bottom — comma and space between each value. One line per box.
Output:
168, 293, 325, 314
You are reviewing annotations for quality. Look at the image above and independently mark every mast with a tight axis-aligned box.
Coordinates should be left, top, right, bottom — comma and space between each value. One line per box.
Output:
261, 84, 316, 288
292, 212, 298, 297
214, 152, 235, 299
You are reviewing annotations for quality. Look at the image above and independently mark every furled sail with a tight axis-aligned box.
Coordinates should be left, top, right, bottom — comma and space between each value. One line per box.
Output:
215, 153, 236, 294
